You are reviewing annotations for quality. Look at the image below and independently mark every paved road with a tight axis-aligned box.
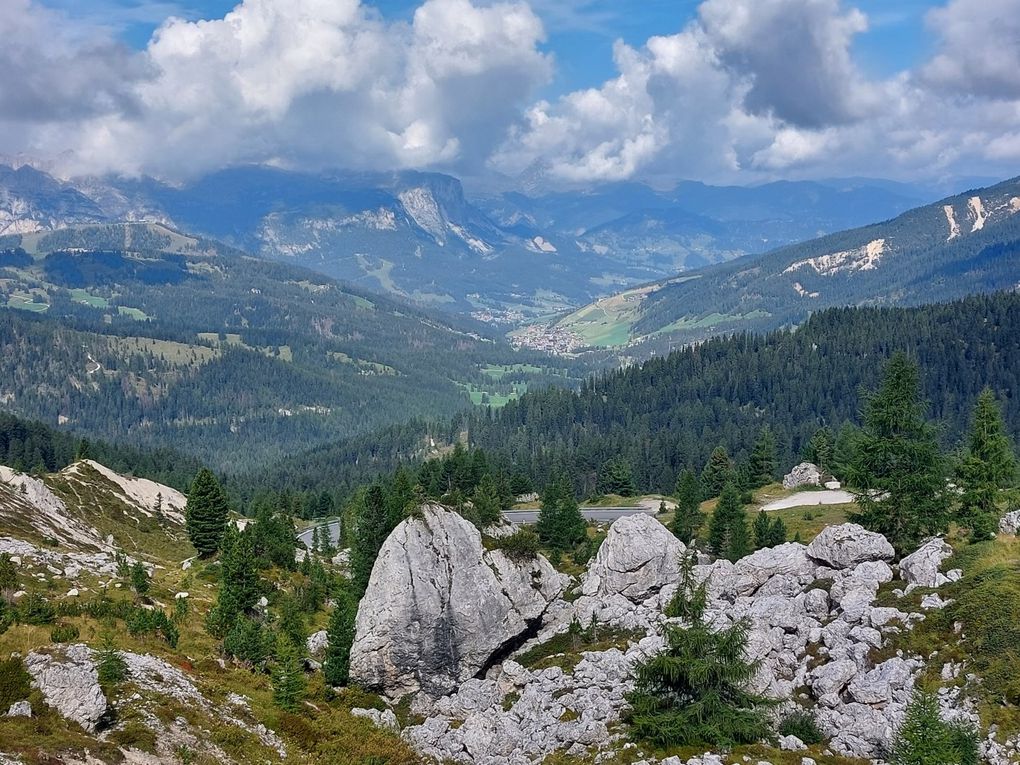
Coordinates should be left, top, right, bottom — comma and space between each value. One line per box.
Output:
503, 506, 657, 524
296, 521, 343, 549
297, 505, 658, 546
758, 489, 854, 513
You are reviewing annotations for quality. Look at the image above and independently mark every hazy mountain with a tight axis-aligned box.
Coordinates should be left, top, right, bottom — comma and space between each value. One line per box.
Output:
518, 176, 1020, 356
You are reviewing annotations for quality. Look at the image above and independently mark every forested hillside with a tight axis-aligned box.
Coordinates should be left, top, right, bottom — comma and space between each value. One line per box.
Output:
522, 176, 1020, 355
256, 292, 1020, 497
0, 224, 577, 468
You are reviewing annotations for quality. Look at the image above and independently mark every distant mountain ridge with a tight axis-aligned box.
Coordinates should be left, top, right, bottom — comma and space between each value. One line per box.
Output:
520, 175, 1020, 356
0, 163, 931, 317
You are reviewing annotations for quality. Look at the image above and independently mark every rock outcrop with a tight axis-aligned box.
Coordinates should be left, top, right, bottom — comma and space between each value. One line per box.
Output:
783, 462, 822, 489
24, 644, 107, 732
581, 514, 685, 602
806, 523, 895, 569
349, 504, 567, 697
1001, 509, 1020, 536
899, 537, 954, 587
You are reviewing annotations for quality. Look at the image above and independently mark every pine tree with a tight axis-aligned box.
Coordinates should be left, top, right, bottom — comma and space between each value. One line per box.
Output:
349, 485, 390, 596
752, 511, 772, 550
891, 690, 978, 765
701, 447, 734, 498
805, 427, 834, 470
323, 590, 358, 687
669, 467, 701, 546
767, 516, 788, 547
472, 473, 503, 527
130, 561, 150, 599
708, 482, 749, 561
271, 635, 306, 712
536, 475, 586, 549
956, 389, 1017, 540
75, 438, 91, 461
207, 526, 260, 637
848, 353, 950, 556
748, 427, 777, 488
626, 550, 773, 748
185, 468, 229, 557
597, 457, 636, 497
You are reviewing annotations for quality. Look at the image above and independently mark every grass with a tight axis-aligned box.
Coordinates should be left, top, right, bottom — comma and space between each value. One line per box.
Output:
516, 626, 644, 673
655, 309, 772, 334
109, 335, 219, 367
457, 382, 527, 408
117, 305, 150, 321
482, 363, 545, 380
69, 288, 109, 308
6, 294, 49, 312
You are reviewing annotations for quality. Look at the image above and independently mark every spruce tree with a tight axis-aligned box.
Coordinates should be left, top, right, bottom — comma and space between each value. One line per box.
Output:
271, 635, 306, 712
766, 516, 788, 547
848, 353, 950, 556
708, 482, 749, 561
891, 690, 978, 765
597, 458, 636, 497
323, 590, 358, 687
207, 526, 260, 637
673, 467, 705, 546
805, 427, 834, 470
701, 447, 734, 498
536, 475, 586, 549
472, 473, 503, 527
626, 550, 773, 747
752, 511, 772, 550
186, 468, 229, 557
748, 427, 777, 488
956, 388, 1017, 540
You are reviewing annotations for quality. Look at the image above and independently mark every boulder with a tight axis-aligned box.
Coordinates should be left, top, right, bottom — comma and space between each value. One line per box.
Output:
783, 462, 822, 489
581, 514, 685, 602
5, 701, 31, 717
899, 538, 953, 588
306, 630, 328, 660
349, 504, 566, 697
730, 543, 818, 595
1000, 509, 1020, 536
807, 524, 894, 570
24, 644, 107, 731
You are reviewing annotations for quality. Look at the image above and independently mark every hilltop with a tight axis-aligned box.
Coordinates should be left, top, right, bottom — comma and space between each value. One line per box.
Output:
517, 176, 1020, 355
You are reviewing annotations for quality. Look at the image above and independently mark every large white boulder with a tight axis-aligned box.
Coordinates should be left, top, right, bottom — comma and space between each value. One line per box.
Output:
24, 644, 107, 732
581, 514, 685, 602
1000, 509, 1020, 536
783, 462, 822, 489
807, 523, 894, 570
899, 538, 954, 588
349, 504, 566, 697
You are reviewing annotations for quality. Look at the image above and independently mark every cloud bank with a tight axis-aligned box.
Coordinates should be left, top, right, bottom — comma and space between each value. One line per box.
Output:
3, 0, 1020, 183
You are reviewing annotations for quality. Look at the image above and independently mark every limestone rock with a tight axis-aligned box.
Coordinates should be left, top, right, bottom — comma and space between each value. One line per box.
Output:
306, 630, 328, 660
581, 514, 685, 602
783, 462, 822, 489
5, 701, 31, 717
24, 644, 107, 731
999, 509, 1020, 536
351, 707, 399, 730
806, 523, 894, 570
349, 504, 566, 697
899, 538, 954, 588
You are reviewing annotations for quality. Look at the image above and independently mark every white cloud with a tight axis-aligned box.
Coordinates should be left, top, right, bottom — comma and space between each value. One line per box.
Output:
13, 0, 550, 178
495, 0, 1020, 183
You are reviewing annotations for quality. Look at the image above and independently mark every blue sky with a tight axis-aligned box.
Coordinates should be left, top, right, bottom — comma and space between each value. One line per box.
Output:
41, 0, 938, 96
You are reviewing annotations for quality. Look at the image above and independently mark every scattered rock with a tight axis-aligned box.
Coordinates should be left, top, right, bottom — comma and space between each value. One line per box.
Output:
783, 462, 822, 489
350, 504, 566, 697
351, 707, 399, 730
306, 630, 328, 660
899, 538, 953, 588
806, 523, 894, 569
5, 701, 31, 718
581, 514, 685, 602
24, 645, 107, 732
999, 509, 1020, 536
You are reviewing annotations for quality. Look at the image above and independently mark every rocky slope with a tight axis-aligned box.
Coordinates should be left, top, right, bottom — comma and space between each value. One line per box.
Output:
344, 510, 1020, 765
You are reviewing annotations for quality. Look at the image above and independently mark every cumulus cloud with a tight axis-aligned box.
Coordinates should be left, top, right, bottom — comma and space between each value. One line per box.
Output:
495, 0, 1020, 183
4, 0, 1020, 183
13, 0, 550, 178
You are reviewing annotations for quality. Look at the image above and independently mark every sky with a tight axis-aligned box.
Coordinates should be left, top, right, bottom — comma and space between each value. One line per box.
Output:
3, 0, 1020, 186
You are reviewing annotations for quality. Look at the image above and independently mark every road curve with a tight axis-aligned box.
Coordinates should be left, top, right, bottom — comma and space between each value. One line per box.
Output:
297, 506, 658, 546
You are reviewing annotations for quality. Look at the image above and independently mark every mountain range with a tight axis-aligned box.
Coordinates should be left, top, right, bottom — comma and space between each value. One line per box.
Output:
523, 176, 1020, 356
0, 163, 931, 318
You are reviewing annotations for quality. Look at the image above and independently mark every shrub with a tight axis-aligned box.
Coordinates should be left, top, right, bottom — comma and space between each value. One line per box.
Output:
50, 622, 81, 643
96, 633, 128, 686
15, 593, 56, 625
491, 527, 540, 561
779, 709, 824, 745
0, 656, 31, 709
891, 690, 979, 765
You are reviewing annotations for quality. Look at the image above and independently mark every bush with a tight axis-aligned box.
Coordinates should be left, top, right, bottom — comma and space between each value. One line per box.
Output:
779, 709, 824, 745
50, 622, 81, 643
491, 527, 540, 561
96, 633, 128, 686
15, 593, 56, 625
891, 690, 979, 765
0, 656, 31, 709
